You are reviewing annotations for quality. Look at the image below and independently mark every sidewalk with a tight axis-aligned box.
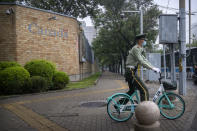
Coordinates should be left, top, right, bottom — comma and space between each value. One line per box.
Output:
189, 112, 197, 131
0, 71, 196, 131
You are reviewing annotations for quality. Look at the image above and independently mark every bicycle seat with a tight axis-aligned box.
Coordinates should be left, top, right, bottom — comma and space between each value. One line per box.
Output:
162, 81, 177, 90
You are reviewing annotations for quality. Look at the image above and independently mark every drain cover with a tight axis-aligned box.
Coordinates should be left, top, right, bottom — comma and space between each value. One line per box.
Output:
81, 101, 107, 108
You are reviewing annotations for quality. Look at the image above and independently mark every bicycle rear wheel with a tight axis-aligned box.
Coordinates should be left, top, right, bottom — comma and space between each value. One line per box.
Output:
107, 93, 134, 122
158, 92, 185, 119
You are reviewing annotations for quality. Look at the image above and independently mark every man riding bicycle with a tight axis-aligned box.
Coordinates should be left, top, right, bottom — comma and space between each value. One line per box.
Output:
124, 34, 160, 102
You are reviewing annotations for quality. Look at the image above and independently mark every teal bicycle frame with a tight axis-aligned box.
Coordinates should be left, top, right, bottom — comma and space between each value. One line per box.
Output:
107, 72, 185, 121
107, 90, 140, 113
107, 85, 175, 115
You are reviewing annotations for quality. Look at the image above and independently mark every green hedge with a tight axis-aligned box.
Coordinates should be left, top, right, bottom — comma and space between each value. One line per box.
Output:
0, 67, 30, 95
24, 60, 56, 84
0, 61, 21, 71
0, 60, 72, 94
23, 76, 48, 93
52, 71, 69, 90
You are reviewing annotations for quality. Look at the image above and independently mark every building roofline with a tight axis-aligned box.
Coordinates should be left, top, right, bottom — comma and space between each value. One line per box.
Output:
0, 2, 78, 21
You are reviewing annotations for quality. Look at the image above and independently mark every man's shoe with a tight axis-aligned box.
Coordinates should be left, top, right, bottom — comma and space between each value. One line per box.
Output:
114, 104, 118, 109
114, 104, 120, 114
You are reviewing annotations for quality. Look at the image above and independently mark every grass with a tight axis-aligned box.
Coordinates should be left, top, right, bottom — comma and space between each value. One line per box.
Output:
65, 72, 101, 90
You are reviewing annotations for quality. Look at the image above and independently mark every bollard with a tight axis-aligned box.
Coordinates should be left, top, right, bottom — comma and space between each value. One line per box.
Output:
134, 101, 162, 131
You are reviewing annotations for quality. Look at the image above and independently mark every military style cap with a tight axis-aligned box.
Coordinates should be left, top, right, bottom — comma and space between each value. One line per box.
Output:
135, 34, 146, 40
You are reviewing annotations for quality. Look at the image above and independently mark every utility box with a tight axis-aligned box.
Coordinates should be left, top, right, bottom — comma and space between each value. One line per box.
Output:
159, 14, 178, 44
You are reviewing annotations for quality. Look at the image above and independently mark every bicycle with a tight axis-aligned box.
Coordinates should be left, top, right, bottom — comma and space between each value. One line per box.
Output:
107, 68, 185, 122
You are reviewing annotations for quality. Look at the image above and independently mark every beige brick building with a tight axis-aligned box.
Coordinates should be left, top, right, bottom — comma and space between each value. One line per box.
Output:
0, 3, 99, 81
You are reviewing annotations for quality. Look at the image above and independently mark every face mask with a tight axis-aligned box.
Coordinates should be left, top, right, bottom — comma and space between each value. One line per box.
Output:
142, 41, 146, 46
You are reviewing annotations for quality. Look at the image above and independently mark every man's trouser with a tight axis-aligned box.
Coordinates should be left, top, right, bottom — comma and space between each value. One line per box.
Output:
124, 68, 149, 102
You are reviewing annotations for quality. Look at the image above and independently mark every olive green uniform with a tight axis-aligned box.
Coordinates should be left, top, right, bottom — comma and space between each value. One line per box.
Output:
125, 45, 154, 101
126, 45, 153, 69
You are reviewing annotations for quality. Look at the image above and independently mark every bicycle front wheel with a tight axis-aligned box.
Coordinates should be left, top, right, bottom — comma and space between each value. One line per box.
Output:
158, 92, 185, 119
107, 93, 134, 122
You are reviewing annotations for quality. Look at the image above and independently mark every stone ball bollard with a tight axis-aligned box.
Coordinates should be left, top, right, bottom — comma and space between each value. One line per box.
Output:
134, 101, 161, 131
135, 101, 160, 125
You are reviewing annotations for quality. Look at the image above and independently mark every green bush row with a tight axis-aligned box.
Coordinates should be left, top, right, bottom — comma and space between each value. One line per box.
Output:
24, 60, 56, 83
0, 60, 69, 95
0, 67, 30, 94
52, 71, 69, 90
0, 61, 21, 71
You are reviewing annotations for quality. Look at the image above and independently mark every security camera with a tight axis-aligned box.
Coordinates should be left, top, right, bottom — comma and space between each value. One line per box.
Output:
48, 16, 57, 20
6, 8, 14, 15
6, 9, 11, 15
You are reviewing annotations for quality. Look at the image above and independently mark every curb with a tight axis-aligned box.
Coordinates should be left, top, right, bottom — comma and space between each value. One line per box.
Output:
94, 73, 102, 85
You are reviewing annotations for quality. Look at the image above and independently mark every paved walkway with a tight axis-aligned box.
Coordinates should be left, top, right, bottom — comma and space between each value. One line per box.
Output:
0, 71, 197, 131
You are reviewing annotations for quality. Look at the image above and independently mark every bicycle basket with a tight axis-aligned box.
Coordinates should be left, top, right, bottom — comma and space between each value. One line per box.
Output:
162, 81, 177, 90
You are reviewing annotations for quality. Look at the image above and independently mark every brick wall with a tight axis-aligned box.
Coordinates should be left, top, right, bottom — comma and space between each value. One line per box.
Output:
15, 5, 80, 76
0, 4, 99, 81
0, 5, 17, 61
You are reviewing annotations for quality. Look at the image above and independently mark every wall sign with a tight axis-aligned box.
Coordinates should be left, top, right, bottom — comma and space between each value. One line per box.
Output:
28, 23, 68, 38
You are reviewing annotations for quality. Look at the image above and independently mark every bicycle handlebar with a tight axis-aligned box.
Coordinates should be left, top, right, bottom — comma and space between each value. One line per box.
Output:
154, 71, 162, 84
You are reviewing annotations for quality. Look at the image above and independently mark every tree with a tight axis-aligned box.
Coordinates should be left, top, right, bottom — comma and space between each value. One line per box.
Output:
92, 0, 161, 73
0, 0, 101, 18
92, 27, 123, 72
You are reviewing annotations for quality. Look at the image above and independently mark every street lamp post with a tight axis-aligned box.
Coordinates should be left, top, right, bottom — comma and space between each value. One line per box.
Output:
122, 9, 143, 34
122, 8, 144, 80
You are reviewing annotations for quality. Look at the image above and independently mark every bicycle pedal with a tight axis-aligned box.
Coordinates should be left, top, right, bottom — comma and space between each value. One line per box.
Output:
133, 100, 139, 104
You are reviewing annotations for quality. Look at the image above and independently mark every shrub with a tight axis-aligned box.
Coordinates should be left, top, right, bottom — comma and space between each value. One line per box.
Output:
0, 61, 21, 71
24, 59, 56, 84
0, 67, 30, 95
52, 71, 69, 90
23, 76, 48, 93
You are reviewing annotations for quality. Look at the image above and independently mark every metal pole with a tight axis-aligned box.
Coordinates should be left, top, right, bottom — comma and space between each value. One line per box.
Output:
170, 44, 176, 82
179, 0, 187, 96
189, 0, 191, 46
163, 45, 166, 80
122, 55, 125, 74
140, 8, 144, 80
140, 9, 143, 34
